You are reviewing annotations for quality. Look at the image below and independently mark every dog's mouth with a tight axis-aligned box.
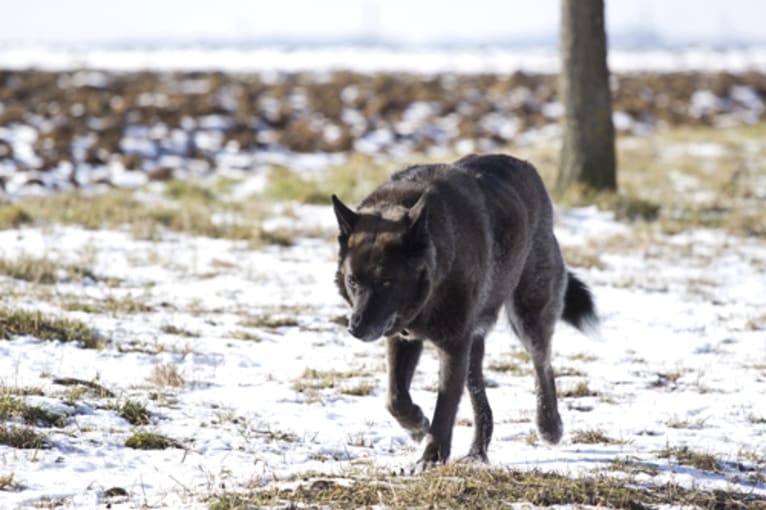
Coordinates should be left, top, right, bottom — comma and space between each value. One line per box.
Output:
383, 315, 415, 339
382, 313, 399, 337
348, 312, 399, 342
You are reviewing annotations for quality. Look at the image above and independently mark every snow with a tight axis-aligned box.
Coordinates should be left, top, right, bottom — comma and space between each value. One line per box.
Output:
0, 203, 764, 509
1, 44, 766, 74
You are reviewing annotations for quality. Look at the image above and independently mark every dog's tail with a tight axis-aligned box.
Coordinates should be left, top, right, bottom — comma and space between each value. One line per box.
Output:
562, 272, 599, 335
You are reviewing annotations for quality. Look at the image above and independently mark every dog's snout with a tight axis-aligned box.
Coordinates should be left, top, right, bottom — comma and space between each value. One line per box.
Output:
349, 312, 362, 330
348, 312, 365, 338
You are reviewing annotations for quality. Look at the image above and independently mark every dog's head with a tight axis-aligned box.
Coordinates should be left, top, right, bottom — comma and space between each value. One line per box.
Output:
332, 193, 434, 342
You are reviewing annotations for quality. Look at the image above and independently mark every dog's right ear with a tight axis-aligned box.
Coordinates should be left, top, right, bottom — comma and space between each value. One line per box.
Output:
332, 194, 359, 238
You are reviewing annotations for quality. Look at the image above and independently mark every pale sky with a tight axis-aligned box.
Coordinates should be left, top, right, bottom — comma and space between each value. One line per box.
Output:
0, 0, 763, 46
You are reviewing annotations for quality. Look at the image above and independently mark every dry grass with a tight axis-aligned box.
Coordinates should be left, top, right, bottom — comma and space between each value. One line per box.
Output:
339, 380, 377, 397
229, 330, 262, 342
52, 377, 114, 398
60, 294, 152, 315
0, 202, 33, 229
0, 385, 45, 397
746, 312, 766, 331
160, 324, 199, 337
207, 464, 766, 510
147, 363, 185, 388
293, 367, 376, 401
570, 429, 619, 445
0, 396, 66, 427
0, 307, 104, 349
559, 381, 598, 398
0, 256, 98, 285
543, 124, 766, 237
265, 153, 394, 205
118, 400, 151, 426
657, 445, 721, 472
0, 256, 59, 284
0, 425, 49, 449
0, 188, 264, 243
486, 359, 530, 376
125, 430, 182, 450
163, 179, 216, 204
0, 165, 363, 247
0, 472, 22, 491
240, 313, 300, 330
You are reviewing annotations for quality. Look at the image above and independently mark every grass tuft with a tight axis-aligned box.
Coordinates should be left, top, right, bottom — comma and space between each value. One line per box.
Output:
118, 400, 152, 426
0, 472, 22, 491
0, 203, 33, 229
125, 430, 182, 450
0, 255, 99, 285
0, 308, 103, 349
164, 180, 216, 204
657, 445, 720, 472
570, 429, 618, 445
240, 315, 300, 330
0, 385, 45, 397
160, 324, 199, 337
61, 295, 152, 314
487, 359, 530, 376
265, 155, 393, 205
559, 381, 598, 398
0, 425, 49, 449
293, 367, 376, 402
339, 380, 377, 397
0, 256, 59, 284
148, 363, 185, 388
229, 330, 262, 342
52, 377, 114, 398
0, 396, 66, 427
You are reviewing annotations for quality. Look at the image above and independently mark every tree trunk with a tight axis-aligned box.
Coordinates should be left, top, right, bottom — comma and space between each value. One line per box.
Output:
558, 0, 617, 191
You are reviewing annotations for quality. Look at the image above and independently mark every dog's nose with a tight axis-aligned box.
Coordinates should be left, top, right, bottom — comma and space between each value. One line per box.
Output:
348, 312, 362, 336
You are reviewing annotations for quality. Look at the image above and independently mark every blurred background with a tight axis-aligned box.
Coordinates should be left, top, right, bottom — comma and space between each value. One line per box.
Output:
0, 0, 765, 209
2, 0, 765, 47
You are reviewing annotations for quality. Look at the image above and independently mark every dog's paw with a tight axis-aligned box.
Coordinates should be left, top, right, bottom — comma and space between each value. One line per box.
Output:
406, 415, 430, 443
416, 438, 449, 465
457, 451, 489, 464
537, 412, 563, 445
409, 458, 439, 475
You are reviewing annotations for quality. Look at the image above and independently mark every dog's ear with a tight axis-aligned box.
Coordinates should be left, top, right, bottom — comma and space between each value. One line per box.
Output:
405, 193, 429, 252
332, 194, 359, 237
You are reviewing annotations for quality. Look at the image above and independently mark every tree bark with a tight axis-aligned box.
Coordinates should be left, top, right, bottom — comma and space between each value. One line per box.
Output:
558, 0, 617, 191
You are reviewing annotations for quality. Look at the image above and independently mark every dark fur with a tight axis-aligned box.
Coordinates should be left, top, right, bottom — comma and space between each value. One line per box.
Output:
332, 153, 597, 465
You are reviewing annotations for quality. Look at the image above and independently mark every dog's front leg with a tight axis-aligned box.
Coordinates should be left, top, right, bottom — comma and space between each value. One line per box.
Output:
386, 336, 429, 442
418, 341, 469, 466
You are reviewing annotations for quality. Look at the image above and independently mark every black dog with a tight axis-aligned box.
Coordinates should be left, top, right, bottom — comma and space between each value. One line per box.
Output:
332, 154, 597, 466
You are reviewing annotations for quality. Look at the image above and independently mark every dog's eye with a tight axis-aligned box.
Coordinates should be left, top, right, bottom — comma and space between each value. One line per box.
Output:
346, 275, 359, 289
380, 279, 393, 289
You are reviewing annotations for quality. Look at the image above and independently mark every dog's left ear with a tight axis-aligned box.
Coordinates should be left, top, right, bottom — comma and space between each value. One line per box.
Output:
405, 193, 429, 252
332, 194, 359, 237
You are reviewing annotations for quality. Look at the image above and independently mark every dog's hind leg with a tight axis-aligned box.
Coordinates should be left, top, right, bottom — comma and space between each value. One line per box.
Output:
528, 337, 563, 444
506, 289, 564, 444
386, 336, 430, 442
463, 330, 493, 462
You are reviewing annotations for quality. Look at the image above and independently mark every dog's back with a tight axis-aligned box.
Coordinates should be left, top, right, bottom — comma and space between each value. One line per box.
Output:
362, 154, 565, 336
